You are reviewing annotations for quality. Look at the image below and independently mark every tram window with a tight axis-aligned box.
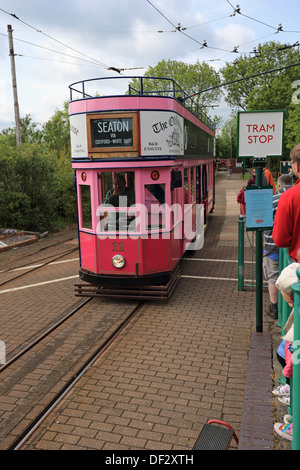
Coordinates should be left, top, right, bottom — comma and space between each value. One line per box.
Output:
184, 168, 189, 191
80, 185, 92, 230
184, 168, 189, 203
145, 184, 166, 230
191, 167, 195, 202
101, 171, 135, 207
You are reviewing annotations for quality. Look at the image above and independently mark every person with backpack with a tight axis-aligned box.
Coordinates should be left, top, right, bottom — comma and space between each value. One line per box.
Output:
247, 167, 276, 193
262, 167, 276, 194
237, 186, 246, 217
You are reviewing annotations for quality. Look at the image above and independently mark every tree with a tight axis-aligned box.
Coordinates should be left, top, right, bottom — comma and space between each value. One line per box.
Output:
128, 59, 222, 116
221, 41, 300, 164
216, 116, 237, 159
285, 105, 300, 151
1, 115, 42, 146
41, 101, 70, 157
0, 102, 76, 232
221, 41, 300, 115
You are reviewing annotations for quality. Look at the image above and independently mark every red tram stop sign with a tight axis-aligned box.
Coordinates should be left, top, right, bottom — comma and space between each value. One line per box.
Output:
237, 110, 285, 158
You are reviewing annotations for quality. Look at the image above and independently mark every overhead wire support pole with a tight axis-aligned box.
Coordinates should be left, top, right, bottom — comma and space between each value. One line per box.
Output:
7, 24, 22, 148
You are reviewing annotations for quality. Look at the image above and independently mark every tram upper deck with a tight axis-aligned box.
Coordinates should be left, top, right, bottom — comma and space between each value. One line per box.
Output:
68, 76, 215, 163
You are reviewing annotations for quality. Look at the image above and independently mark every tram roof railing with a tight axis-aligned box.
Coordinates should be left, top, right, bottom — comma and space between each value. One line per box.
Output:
69, 76, 215, 131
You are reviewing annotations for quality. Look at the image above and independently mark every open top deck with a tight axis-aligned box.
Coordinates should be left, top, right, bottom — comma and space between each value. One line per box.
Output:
69, 77, 215, 163
69, 76, 215, 131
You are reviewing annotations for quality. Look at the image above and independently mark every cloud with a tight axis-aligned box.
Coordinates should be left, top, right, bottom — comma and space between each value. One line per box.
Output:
0, 0, 299, 130
213, 23, 256, 55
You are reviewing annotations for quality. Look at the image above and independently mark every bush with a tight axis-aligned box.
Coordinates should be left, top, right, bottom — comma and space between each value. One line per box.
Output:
0, 140, 76, 232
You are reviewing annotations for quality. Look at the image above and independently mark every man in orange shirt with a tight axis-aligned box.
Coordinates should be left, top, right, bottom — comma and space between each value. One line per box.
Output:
263, 167, 276, 194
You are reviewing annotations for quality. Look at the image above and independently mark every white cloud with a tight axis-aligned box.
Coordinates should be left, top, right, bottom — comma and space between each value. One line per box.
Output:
213, 23, 256, 55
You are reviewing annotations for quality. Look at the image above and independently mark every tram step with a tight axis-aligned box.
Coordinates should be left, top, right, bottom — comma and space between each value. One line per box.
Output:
74, 267, 180, 300
193, 420, 239, 451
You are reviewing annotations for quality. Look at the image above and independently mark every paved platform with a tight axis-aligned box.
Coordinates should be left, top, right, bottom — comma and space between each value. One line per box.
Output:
20, 172, 289, 451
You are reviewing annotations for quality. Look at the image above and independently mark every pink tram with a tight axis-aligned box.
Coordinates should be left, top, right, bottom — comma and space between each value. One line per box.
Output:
69, 77, 215, 299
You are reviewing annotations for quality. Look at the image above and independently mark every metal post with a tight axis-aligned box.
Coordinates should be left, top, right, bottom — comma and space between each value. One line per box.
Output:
255, 229, 263, 332
238, 217, 245, 291
255, 163, 263, 332
292, 267, 300, 450
7, 25, 22, 148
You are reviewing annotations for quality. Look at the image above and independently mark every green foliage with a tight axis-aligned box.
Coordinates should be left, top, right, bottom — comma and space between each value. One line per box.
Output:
216, 116, 237, 159
221, 41, 300, 113
41, 101, 71, 157
218, 41, 300, 163
128, 59, 222, 116
0, 106, 76, 233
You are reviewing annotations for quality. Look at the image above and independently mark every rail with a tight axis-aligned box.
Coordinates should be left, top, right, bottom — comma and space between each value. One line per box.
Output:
68, 76, 215, 131
277, 247, 300, 450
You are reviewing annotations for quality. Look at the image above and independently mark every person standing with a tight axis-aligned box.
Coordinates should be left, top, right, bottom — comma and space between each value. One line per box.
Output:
273, 143, 300, 262
247, 168, 256, 187
262, 167, 276, 194
237, 186, 246, 217
264, 174, 293, 319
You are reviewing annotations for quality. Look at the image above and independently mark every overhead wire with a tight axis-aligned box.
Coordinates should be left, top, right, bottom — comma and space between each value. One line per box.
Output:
190, 61, 300, 97
0, 2, 298, 76
0, 31, 106, 67
0, 7, 109, 68
145, 0, 293, 63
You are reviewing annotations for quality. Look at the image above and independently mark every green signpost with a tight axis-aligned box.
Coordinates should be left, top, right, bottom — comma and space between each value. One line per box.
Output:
237, 110, 285, 332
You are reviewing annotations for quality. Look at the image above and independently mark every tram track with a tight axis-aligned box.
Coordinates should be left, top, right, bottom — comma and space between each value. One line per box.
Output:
0, 297, 91, 373
7, 300, 145, 450
0, 247, 79, 287
0, 273, 143, 451
0, 236, 77, 271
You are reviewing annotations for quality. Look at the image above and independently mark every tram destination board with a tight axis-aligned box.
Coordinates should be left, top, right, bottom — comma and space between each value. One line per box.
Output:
90, 116, 133, 148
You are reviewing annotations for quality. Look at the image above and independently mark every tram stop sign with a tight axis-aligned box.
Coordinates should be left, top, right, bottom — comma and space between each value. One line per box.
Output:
237, 110, 285, 158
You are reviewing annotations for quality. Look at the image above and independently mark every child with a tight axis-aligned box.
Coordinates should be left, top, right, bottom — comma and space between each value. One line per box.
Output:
237, 186, 246, 217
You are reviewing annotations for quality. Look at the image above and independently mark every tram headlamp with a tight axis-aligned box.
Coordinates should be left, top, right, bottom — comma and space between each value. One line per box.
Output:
151, 170, 159, 180
112, 254, 125, 269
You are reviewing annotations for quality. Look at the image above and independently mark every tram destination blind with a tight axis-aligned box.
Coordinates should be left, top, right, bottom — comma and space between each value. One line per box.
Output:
90, 117, 133, 148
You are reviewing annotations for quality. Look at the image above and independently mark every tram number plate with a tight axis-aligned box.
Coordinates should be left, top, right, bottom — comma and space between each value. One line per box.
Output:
112, 242, 124, 252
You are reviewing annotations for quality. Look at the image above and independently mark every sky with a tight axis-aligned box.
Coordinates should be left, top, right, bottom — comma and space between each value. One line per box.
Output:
0, 0, 300, 132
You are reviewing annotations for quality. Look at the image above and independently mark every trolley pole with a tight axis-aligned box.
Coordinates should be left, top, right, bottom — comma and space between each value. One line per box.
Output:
7, 25, 22, 148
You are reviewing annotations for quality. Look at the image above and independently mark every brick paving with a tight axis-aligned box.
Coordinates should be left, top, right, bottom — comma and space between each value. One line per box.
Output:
17, 173, 289, 450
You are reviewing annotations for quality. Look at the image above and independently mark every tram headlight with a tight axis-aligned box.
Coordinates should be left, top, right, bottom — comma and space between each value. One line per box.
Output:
112, 254, 125, 269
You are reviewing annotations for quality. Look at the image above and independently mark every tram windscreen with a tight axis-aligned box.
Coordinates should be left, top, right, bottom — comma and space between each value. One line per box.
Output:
101, 172, 135, 207
98, 171, 136, 233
